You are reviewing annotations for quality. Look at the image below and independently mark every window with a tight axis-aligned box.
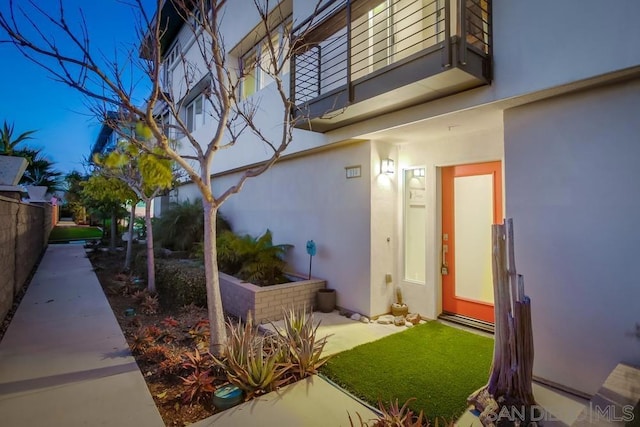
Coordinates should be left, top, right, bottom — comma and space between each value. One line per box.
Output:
163, 42, 181, 89
160, 112, 171, 139
185, 95, 205, 132
403, 168, 426, 284
239, 18, 292, 99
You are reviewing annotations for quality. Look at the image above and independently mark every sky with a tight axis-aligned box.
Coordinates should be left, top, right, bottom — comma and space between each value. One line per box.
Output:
0, 0, 156, 175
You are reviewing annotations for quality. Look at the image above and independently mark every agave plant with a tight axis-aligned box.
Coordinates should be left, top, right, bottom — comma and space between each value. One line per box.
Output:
274, 307, 330, 380
348, 399, 455, 427
213, 316, 291, 399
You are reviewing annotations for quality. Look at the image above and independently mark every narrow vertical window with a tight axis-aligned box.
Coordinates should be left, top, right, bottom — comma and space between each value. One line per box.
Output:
241, 51, 258, 99
403, 168, 426, 284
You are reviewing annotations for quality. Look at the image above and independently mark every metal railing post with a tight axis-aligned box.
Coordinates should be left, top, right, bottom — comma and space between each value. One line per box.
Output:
459, 0, 467, 65
317, 46, 322, 97
346, 0, 353, 103
444, 0, 451, 67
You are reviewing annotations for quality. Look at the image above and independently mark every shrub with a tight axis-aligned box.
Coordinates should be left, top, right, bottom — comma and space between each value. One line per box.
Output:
188, 320, 210, 350
155, 259, 207, 309
140, 294, 160, 315
217, 229, 292, 286
129, 327, 155, 353
153, 198, 231, 253
180, 348, 216, 404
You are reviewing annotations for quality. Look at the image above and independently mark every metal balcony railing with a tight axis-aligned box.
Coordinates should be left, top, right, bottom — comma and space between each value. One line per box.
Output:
291, 0, 491, 107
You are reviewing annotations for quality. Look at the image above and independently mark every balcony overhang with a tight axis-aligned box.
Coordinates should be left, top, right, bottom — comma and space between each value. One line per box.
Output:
295, 41, 489, 132
291, 0, 492, 132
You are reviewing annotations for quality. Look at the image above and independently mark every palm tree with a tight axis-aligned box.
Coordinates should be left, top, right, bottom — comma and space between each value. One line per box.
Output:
0, 121, 36, 155
15, 148, 63, 193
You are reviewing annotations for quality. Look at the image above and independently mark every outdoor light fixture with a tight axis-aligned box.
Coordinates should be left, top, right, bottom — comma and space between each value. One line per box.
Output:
381, 158, 394, 174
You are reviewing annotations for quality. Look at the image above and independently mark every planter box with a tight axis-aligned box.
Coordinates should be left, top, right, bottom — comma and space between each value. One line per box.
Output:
219, 272, 326, 323
25, 185, 49, 202
0, 155, 27, 186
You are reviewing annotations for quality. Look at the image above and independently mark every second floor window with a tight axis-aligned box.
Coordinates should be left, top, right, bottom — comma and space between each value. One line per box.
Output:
185, 95, 205, 132
240, 18, 291, 100
163, 42, 181, 89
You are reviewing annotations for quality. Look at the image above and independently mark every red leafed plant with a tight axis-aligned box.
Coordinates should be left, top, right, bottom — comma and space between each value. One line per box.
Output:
181, 369, 216, 404
180, 348, 216, 404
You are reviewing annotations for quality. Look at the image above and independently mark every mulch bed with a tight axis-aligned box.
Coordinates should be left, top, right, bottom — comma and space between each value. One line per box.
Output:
89, 247, 226, 426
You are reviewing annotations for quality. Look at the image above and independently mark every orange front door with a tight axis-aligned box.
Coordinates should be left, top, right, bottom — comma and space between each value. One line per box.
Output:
441, 161, 502, 323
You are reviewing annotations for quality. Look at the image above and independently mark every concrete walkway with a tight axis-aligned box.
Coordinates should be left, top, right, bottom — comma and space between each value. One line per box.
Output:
0, 244, 163, 426
0, 243, 380, 427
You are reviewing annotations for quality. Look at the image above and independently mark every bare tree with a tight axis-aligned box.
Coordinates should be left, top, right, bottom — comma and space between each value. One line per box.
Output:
0, 0, 321, 355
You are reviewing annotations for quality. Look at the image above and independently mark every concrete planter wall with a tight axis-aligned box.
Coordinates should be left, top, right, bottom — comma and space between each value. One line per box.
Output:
0, 155, 28, 186
24, 186, 49, 202
219, 272, 326, 323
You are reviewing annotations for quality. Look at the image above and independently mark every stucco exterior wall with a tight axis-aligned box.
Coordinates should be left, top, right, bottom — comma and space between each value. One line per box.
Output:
369, 141, 398, 317
504, 78, 640, 395
492, 0, 640, 101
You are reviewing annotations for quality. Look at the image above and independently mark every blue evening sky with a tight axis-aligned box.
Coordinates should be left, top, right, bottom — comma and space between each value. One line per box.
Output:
0, 1, 155, 175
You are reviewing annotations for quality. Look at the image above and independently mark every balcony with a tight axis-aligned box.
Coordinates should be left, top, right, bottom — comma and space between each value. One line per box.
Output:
291, 0, 492, 132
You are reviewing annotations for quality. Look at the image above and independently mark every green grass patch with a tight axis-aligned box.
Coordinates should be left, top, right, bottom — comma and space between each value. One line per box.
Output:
49, 226, 102, 241
320, 321, 493, 420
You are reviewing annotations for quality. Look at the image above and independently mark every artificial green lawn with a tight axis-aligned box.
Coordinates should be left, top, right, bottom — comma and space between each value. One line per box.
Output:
49, 226, 102, 241
320, 321, 493, 420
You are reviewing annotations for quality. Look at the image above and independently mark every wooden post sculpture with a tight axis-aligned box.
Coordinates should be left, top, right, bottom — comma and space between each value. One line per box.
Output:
468, 218, 537, 426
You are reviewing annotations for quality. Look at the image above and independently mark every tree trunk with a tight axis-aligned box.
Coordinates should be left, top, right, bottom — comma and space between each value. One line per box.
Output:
124, 201, 136, 271
110, 209, 117, 250
468, 219, 536, 425
203, 199, 227, 356
144, 200, 156, 293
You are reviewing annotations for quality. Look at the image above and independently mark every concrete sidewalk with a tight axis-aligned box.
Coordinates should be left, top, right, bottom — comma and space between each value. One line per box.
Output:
0, 244, 163, 426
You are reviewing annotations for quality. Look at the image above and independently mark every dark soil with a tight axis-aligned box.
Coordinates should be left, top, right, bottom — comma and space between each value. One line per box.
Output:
89, 247, 225, 426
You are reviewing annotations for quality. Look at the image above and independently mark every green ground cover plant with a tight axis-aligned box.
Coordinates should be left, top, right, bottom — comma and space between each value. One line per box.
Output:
49, 225, 102, 241
321, 321, 493, 420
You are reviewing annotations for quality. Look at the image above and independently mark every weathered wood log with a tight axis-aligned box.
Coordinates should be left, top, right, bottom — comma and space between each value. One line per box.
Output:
468, 218, 536, 425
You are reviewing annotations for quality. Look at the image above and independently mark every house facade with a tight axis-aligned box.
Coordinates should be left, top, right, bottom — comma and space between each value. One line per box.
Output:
157, 0, 640, 397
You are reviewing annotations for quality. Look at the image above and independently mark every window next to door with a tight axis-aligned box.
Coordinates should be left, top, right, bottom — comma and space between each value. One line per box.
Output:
404, 167, 427, 284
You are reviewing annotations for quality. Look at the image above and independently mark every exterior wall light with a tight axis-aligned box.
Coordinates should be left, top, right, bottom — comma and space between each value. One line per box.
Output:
381, 158, 394, 174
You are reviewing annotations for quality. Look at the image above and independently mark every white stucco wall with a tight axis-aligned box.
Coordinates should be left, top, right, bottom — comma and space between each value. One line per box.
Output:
396, 128, 504, 320
369, 142, 399, 316
504, 79, 640, 395
492, 0, 640, 101
200, 141, 374, 316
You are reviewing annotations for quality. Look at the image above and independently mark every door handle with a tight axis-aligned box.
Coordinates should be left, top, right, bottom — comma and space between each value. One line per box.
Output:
441, 243, 449, 275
